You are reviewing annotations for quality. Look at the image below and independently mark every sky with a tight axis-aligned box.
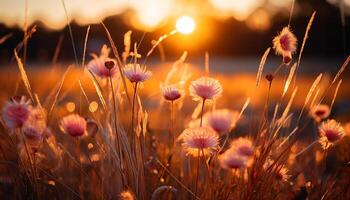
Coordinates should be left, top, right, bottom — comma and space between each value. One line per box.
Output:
0, 0, 296, 31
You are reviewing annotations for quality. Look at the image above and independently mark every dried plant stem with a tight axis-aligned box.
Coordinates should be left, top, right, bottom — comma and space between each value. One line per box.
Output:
194, 150, 200, 198
273, 63, 284, 76
23, 137, 38, 199
109, 72, 124, 183
170, 101, 175, 147
200, 99, 206, 127
131, 83, 139, 146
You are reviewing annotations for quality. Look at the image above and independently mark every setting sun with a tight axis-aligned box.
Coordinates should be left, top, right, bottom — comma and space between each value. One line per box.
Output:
176, 16, 196, 34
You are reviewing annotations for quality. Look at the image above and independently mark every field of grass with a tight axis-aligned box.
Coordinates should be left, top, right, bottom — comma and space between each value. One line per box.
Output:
0, 5, 350, 200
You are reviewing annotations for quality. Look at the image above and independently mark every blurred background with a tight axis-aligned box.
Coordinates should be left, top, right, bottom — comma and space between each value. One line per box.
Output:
0, 0, 349, 64
0, 0, 349, 129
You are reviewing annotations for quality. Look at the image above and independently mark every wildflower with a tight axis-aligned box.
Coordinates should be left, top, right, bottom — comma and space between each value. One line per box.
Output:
219, 149, 248, 169
309, 104, 330, 123
318, 119, 345, 149
119, 190, 135, 200
60, 114, 87, 137
204, 109, 239, 135
273, 27, 297, 64
2, 96, 31, 129
87, 45, 118, 78
189, 77, 222, 101
22, 107, 47, 148
178, 126, 219, 156
123, 63, 152, 83
230, 137, 254, 157
161, 85, 183, 102
22, 124, 44, 148
275, 166, 290, 182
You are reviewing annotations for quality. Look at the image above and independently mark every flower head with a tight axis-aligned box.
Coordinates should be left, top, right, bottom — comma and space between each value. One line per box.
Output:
275, 166, 290, 182
219, 149, 248, 169
230, 137, 254, 157
273, 27, 297, 64
119, 190, 135, 200
60, 114, 87, 137
178, 126, 219, 157
22, 124, 44, 148
309, 104, 330, 123
189, 77, 222, 101
2, 96, 31, 129
22, 107, 47, 148
161, 85, 183, 101
87, 45, 118, 78
318, 119, 345, 149
124, 64, 152, 83
204, 109, 239, 135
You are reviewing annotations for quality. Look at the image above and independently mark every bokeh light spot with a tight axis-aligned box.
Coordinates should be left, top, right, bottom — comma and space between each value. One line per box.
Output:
176, 16, 195, 34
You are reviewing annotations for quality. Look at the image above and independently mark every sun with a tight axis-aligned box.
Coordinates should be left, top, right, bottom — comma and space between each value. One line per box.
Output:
176, 16, 196, 34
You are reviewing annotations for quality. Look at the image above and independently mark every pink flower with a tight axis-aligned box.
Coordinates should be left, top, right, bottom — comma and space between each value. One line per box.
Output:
189, 77, 222, 101
219, 149, 248, 169
318, 119, 345, 149
204, 109, 239, 135
161, 85, 183, 101
87, 45, 118, 78
273, 27, 297, 64
22, 125, 44, 148
230, 137, 254, 157
60, 114, 87, 137
2, 96, 31, 129
22, 107, 47, 147
123, 64, 152, 83
309, 104, 330, 123
178, 126, 219, 156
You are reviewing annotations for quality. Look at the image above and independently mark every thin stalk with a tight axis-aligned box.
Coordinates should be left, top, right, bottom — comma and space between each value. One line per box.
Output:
170, 100, 174, 147
200, 99, 206, 127
131, 82, 139, 141
194, 149, 200, 198
108, 71, 124, 185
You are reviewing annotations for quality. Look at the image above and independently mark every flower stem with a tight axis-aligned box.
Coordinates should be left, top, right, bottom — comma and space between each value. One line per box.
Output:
194, 149, 200, 197
200, 99, 206, 127
131, 82, 138, 146
170, 100, 174, 147
108, 72, 125, 185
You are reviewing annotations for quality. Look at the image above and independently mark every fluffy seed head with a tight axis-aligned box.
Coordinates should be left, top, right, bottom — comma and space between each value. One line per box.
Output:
87, 45, 117, 78
178, 126, 219, 157
230, 137, 255, 157
60, 114, 87, 137
161, 85, 183, 101
22, 107, 47, 148
273, 27, 297, 63
219, 149, 248, 169
204, 109, 239, 135
309, 104, 330, 123
119, 190, 135, 200
2, 96, 31, 129
275, 166, 290, 182
124, 64, 152, 83
189, 77, 223, 101
318, 119, 345, 149
22, 124, 44, 148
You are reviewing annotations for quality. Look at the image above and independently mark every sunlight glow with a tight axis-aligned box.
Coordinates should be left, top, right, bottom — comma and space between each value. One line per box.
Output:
176, 16, 195, 34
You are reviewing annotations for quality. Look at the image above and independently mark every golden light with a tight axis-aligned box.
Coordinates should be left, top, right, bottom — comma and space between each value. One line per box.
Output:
176, 16, 195, 34
66, 102, 75, 112
89, 101, 98, 113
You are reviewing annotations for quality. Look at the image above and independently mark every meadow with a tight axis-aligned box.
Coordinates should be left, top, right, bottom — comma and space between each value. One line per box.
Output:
0, 4, 350, 200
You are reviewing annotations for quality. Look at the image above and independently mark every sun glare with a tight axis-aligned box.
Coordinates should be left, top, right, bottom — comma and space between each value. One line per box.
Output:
176, 16, 195, 34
